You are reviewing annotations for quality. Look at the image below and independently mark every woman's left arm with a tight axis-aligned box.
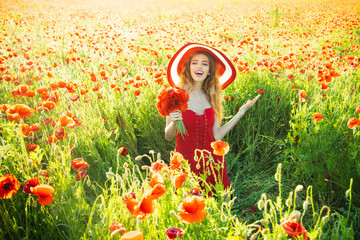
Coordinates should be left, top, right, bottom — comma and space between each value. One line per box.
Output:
213, 94, 261, 140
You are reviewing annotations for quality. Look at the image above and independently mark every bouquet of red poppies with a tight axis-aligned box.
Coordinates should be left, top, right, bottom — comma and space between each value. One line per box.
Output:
156, 85, 189, 138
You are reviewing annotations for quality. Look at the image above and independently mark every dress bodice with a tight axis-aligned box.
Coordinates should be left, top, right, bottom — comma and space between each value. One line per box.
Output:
175, 108, 215, 154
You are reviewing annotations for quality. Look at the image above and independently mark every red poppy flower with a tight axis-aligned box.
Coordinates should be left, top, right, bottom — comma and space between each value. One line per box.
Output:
42, 101, 56, 111
177, 196, 207, 224
0, 104, 11, 112
257, 89, 265, 94
21, 124, 41, 137
11, 85, 33, 98
27, 143, 39, 151
356, 106, 360, 113
6, 104, 33, 122
137, 196, 155, 218
57, 81, 67, 88
145, 183, 166, 201
150, 173, 164, 188
109, 222, 126, 232
118, 146, 127, 156
76, 170, 88, 180
156, 86, 189, 117
43, 118, 56, 127
30, 124, 41, 131
57, 112, 81, 128
165, 227, 184, 239
120, 231, 144, 240
151, 161, 167, 172
287, 74, 295, 80
251, 205, 257, 212
70, 94, 80, 102
211, 140, 230, 156
173, 172, 188, 189
0, 174, 20, 199
320, 83, 329, 91
313, 112, 324, 122
47, 135, 57, 144
170, 152, 183, 170
36, 86, 50, 94
347, 118, 360, 129
54, 127, 67, 140
189, 187, 201, 196
71, 158, 90, 172
23, 177, 40, 193
123, 192, 139, 217
299, 90, 307, 102
57, 113, 76, 127
31, 184, 55, 205
281, 219, 309, 240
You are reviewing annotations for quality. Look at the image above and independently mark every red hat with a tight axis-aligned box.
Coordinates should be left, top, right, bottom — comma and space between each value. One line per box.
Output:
167, 43, 236, 90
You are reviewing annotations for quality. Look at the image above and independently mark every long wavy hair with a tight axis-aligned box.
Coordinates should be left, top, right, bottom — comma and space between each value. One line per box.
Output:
179, 51, 223, 122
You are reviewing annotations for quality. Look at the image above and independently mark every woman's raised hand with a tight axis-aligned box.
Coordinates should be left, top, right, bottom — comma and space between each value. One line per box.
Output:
238, 94, 261, 114
169, 109, 183, 122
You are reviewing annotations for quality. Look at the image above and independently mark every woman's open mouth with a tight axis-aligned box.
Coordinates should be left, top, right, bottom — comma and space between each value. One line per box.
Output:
195, 70, 204, 77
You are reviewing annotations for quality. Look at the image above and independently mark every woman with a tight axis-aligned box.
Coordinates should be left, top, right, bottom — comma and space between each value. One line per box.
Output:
165, 43, 260, 193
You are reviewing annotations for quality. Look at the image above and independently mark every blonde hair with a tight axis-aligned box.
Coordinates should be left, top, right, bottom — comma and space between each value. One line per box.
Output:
179, 51, 223, 122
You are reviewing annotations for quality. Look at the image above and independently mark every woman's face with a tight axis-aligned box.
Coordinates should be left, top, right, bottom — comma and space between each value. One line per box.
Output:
189, 53, 210, 83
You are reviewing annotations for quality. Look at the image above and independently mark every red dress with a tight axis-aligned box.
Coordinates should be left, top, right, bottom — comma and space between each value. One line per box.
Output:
175, 108, 231, 191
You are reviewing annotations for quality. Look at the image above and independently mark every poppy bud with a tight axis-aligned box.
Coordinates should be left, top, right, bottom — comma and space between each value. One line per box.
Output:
274, 173, 280, 181
303, 201, 309, 210
123, 162, 129, 169
220, 214, 227, 222
257, 199, 265, 210
228, 197, 236, 208
165, 227, 184, 239
135, 156, 143, 161
250, 233, 258, 240
106, 172, 116, 179
289, 211, 301, 222
295, 185, 303, 192
322, 215, 330, 224
110, 228, 127, 237
196, 163, 200, 170
260, 219, 269, 225
285, 199, 292, 208
345, 189, 350, 199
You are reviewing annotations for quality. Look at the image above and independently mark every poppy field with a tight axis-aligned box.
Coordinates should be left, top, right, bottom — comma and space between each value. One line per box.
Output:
0, 0, 359, 239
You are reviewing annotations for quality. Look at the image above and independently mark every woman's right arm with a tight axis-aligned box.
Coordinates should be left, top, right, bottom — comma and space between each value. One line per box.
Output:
165, 110, 182, 141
